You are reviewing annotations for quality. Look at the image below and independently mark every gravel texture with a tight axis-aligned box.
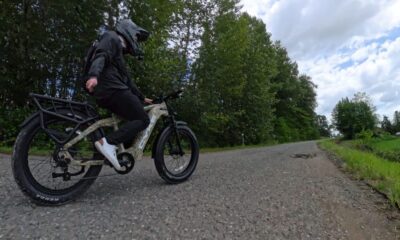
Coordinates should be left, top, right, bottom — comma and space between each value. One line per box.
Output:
0, 141, 399, 239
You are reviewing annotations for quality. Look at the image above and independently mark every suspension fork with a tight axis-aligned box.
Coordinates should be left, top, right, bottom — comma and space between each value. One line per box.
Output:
170, 115, 184, 156
165, 102, 184, 156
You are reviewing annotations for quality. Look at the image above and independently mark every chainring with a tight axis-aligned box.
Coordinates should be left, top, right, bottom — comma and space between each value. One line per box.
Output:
115, 152, 135, 175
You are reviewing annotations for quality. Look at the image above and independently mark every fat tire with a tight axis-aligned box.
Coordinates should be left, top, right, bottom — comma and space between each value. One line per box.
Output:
11, 112, 102, 206
154, 125, 199, 184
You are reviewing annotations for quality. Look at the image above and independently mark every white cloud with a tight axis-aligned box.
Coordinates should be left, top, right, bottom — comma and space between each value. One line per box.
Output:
301, 37, 400, 117
241, 0, 400, 121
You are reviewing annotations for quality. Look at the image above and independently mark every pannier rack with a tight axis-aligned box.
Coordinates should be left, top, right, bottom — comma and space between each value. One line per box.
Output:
30, 93, 99, 145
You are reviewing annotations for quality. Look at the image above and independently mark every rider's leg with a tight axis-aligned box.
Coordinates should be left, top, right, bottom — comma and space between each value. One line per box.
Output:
101, 89, 150, 145
95, 89, 149, 170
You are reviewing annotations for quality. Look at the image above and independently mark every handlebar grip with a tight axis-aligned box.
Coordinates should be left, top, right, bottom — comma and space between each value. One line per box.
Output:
153, 89, 184, 103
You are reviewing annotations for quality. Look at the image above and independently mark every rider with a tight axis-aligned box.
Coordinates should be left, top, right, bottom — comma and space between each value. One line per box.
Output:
85, 19, 152, 170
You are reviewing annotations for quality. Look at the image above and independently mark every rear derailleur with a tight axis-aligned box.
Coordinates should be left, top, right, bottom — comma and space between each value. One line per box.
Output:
51, 148, 85, 181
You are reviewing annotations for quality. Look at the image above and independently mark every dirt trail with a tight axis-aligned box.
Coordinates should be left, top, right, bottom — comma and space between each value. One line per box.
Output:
0, 141, 399, 239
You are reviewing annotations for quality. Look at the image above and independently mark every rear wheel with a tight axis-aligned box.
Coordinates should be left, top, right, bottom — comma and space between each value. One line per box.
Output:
154, 125, 199, 184
12, 110, 103, 205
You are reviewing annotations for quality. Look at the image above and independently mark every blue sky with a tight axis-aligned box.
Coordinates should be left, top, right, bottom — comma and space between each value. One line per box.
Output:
241, 0, 400, 121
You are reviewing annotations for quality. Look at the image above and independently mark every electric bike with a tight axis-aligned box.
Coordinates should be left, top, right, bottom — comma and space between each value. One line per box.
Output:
11, 90, 199, 205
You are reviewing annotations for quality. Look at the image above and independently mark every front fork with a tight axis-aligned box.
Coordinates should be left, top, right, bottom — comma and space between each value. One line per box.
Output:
169, 115, 184, 156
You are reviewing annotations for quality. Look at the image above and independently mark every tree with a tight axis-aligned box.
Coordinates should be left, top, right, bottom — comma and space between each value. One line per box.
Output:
392, 111, 400, 133
270, 43, 319, 142
0, 0, 108, 144
190, 2, 279, 146
381, 115, 393, 134
332, 94, 376, 139
191, 1, 251, 146
0, 0, 109, 105
316, 115, 330, 137
1, 0, 321, 147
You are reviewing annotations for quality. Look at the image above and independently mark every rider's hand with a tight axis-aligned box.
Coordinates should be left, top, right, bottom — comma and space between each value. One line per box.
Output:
86, 77, 98, 93
144, 98, 153, 104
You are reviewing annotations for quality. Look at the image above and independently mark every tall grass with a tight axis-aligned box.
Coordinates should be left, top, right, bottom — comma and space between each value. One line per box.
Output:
319, 140, 400, 206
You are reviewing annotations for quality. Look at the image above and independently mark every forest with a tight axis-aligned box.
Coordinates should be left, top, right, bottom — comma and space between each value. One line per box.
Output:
0, 0, 323, 147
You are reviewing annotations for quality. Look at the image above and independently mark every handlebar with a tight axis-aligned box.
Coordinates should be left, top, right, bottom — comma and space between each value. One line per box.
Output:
153, 89, 183, 104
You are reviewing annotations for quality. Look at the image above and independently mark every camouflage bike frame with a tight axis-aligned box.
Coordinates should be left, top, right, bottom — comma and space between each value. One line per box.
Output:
60, 102, 169, 166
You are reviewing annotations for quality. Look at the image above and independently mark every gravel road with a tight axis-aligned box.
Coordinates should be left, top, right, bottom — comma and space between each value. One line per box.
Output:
0, 141, 399, 239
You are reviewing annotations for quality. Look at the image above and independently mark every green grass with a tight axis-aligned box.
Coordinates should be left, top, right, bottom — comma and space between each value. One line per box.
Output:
369, 137, 400, 151
319, 140, 400, 206
0, 146, 72, 156
340, 136, 400, 163
0, 146, 13, 155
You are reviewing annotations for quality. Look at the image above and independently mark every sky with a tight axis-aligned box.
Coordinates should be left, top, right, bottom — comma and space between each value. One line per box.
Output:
240, 0, 400, 121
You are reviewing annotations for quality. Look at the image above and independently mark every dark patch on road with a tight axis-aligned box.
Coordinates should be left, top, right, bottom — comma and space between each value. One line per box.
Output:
290, 153, 317, 159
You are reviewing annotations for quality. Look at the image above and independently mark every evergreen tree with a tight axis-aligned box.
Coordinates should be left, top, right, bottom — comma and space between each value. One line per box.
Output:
317, 115, 330, 137
381, 115, 393, 134
392, 111, 400, 133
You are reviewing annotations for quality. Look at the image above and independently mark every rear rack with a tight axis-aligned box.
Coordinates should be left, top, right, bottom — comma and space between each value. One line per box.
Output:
30, 93, 99, 145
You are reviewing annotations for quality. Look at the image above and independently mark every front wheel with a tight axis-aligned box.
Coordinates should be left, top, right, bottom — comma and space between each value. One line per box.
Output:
154, 125, 199, 184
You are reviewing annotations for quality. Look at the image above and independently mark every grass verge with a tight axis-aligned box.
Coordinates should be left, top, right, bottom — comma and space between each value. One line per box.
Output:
319, 140, 400, 206
369, 135, 400, 151
0, 146, 13, 155
0, 146, 72, 156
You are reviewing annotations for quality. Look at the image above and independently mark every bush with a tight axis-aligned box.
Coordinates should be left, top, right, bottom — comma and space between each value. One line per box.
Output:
355, 129, 374, 140
0, 107, 33, 146
353, 130, 374, 152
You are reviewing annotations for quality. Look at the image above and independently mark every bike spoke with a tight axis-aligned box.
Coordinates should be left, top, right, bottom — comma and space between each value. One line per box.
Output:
30, 156, 51, 172
162, 131, 193, 175
175, 157, 181, 171
24, 119, 98, 192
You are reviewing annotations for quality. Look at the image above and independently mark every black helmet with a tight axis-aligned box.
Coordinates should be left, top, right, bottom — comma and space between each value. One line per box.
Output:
116, 19, 150, 57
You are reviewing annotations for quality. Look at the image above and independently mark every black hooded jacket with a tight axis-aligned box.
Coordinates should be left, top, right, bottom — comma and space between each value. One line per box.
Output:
88, 31, 145, 101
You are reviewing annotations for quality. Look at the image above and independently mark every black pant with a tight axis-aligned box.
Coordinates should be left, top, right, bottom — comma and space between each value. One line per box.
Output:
97, 90, 150, 146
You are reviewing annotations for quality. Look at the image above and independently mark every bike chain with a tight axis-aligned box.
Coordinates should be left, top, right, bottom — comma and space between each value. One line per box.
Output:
68, 155, 135, 180
79, 172, 121, 180
77, 161, 135, 180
